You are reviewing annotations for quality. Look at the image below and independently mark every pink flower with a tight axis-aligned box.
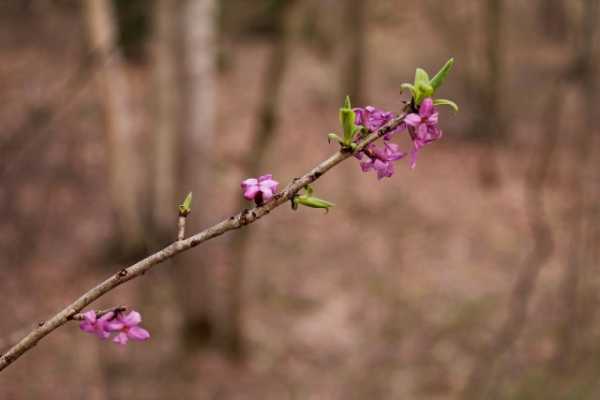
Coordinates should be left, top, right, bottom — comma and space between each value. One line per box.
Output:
353, 106, 404, 140
79, 310, 115, 340
107, 311, 151, 345
404, 98, 442, 168
358, 142, 406, 180
241, 174, 279, 204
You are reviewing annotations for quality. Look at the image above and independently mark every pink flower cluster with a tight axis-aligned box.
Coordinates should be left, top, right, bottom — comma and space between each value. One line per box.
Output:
353, 97, 443, 179
80, 310, 150, 345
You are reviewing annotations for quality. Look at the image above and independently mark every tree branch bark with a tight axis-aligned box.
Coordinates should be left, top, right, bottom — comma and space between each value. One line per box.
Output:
0, 114, 406, 373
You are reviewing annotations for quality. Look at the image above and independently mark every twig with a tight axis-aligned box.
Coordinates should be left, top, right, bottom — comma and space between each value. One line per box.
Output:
177, 216, 186, 241
71, 305, 128, 321
0, 114, 406, 372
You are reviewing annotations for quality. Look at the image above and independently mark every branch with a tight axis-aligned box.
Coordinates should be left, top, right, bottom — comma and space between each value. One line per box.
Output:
0, 114, 406, 372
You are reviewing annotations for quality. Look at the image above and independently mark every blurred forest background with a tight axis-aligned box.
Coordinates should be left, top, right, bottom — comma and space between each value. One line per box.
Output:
1, 0, 599, 399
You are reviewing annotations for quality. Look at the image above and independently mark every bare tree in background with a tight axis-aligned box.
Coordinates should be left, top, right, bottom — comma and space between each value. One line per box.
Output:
339, 0, 366, 104
174, 0, 219, 348
83, 0, 146, 254
225, 0, 295, 358
477, 0, 504, 187
462, 81, 560, 400
152, 0, 181, 240
538, 0, 568, 42
463, 1, 599, 396
553, 0, 599, 372
424, 0, 505, 187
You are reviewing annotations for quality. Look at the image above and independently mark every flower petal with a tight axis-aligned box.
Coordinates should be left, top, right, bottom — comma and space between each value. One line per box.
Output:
241, 178, 258, 189
258, 174, 273, 182
106, 321, 124, 331
243, 185, 260, 200
97, 329, 111, 340
259, 179, 278, 191
260, 187, 274, 201
113, 332, 129, 345
419, 98, 434, 117
79, 322, 95, 333
120, 311, 142, 327
128, 327, 151, 341
82, 311, 96, 323
360, 161, 373, 172
98, 311, 115, 323
404, 113, 421, 127
427, 111, 439, 125
417, 123, 428, 139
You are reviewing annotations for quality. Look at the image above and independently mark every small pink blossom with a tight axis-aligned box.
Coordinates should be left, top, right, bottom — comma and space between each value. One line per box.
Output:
358, 142, 406, 180
107, 311, 151, 345
241, 174, 279, 204
353, 106, 404, 140
79, 311, 115, 340
404, 98, 442, 168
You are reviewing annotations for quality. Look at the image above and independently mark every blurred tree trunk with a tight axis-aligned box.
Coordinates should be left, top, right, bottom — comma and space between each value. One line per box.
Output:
174, 0, 219, 349
224, 0, 295, 358
462, 81, 561, 400
553, 0, 599, 371
152, 0, 181, 238
83, 0, 146, 254
477, 0, 504, 188
339, 0, 366, 104
538, 0, 568, 42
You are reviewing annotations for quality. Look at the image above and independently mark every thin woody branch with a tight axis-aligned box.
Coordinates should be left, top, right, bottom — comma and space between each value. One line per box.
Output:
71, 305, 128, 321
0, 114, 406, 372
177, 216, 186, 241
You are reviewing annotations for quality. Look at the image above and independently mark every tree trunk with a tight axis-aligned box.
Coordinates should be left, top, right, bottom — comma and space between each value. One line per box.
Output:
152, 0, 181, 239
224, 0, 295, 358
174, 0, 219, 349
477, 0, 504, 188
538, 0, 568, 42
339, 0, 366, 104
553, 0, 599, 371
83, 0, 146, 254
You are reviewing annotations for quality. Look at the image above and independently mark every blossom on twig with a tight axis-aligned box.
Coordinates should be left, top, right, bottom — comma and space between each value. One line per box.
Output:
241, 174, 279, 204
79, 311, 115, 340
79, 310, 150, 345
404, 98, 443, 168
107, 311, 151, 345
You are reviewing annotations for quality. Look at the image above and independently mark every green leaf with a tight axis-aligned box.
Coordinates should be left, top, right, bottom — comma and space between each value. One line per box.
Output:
415, 82, 434, 105
433, 98, 459, 111
340, 108, 357, 145
430, 58, 454, 91
295, 194, 335, 212
178, 192, 193, 215
343, 95, 352, 109
400, 83, 416, 97
414, 68, 430, 87
328, 133, 344, 144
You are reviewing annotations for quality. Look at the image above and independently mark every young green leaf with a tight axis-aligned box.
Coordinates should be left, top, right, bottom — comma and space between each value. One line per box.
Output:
430, 58, 454, 91
178, 192, 193, 216
414, 68, 430, 87
294, 194, 335, 212
340, 108, 357, 145
433, 98, 459, 111
400, 83, 416, 97
415, 82, 434, 104
343, 95, 352, 109
328, 133, 344, 144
